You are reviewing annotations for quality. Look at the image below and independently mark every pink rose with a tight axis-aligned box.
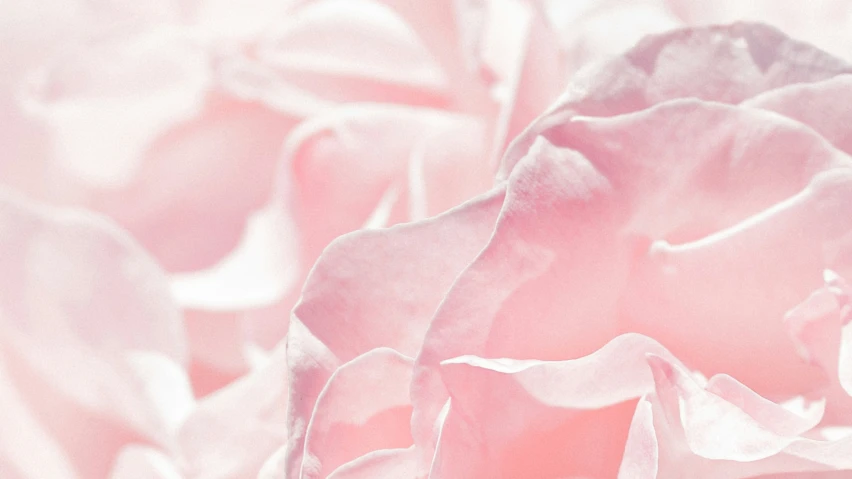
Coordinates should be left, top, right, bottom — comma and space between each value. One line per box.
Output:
285, 23, 852, 478
6, 0, 852, 477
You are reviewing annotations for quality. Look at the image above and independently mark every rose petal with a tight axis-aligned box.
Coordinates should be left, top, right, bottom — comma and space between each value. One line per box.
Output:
223, 0, 449, 114
413, 99, 852, 460
284, 103, 493, 263
0, 191, 187, 477
667, 0, 852, 62
301, 348, 414, 479
782, 271, 852, 425
109, 446, 182, 479
543, 0, 681, 72
243, 103, 495, 355
285, 186, 504, 478
455, 0, 564, 161
94, 94, 292, 272
745, 74, 852, 155
170, 204, 298, 311
374, 0, 494, 117
412, 135, 633, 458
430, 334, 683, 478
178, 340, 288, 478
558, 100, 851, 393
325, 447, 419, 479
617, 398, 658, 479
0, 358, 78, 479
500, 22, 852, 178
22, 28, 210, 189
631, 355, 852, 477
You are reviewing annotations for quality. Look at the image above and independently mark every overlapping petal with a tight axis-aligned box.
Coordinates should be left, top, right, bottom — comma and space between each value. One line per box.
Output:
413, 97, 852, 462
500, 22, 852, 178
0, 192, 190, 478
285, 187, 504, 477
431, 334, 684, 478
618, 355, 852, 478
178, 341, 288, 479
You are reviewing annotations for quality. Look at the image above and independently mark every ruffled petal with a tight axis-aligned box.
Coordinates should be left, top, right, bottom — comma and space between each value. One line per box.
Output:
623, 355, 852, 478
500, 22, 852, 178
413, 98, 852, 460
745, 74, 852, 155
301, 348, 414, 478
430, 334, 684, 478
454, 0, 564, 160
285, 187, 504, 478
666, 0, 852, 62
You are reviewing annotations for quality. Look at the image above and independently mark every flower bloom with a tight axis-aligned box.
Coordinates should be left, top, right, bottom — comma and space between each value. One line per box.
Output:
285, 23, 852, 478
4, 0, 852, 477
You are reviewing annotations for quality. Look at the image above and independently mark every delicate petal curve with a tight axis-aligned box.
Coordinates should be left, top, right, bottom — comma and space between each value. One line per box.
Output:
285, 186, 504, 478
431, 334, 685, 478
0, 191, 187, 478
301, 348, 414, 479
413, 98, 852, 462
500, 22, 852, 178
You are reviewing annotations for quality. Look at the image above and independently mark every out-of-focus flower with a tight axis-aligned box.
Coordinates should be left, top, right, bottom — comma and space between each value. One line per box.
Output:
0, 192, 191, 479
284, 23, 852, 478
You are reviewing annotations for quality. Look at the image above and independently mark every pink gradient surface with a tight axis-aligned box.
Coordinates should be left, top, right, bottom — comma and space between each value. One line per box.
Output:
4, 1, 852, 478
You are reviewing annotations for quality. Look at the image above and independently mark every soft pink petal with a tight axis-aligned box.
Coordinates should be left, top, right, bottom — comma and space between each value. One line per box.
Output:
109, 446, 182, 479
283, 103, 493, 263
666, 0, 852, 62
91, 95, 291, 272
242, 106, 496, 356
500, 22, 851, 178
222, 0, 449, 114
244, 104, 495, 355
374, 0, 494, 117
744, 74, 852, 155
782, 271, 852, 425
178, 341, 288, 478
0, 359, 79, 479
631, 355, 852, 477
326, 447, 419, 479
301, 348, 414, 478
543, 0, 681, 72
617, 398, 659, 479
413, 99, 852, 461
620, 166, 852, 395
170, 204, 298, 311
456, 0, 564, 162
285, 187, 504, 478
411, 136, 623, 447
22, 28, 210, 189
431, 334, 684, 478
183, 309, 255, 396
0, 192, 188, 477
